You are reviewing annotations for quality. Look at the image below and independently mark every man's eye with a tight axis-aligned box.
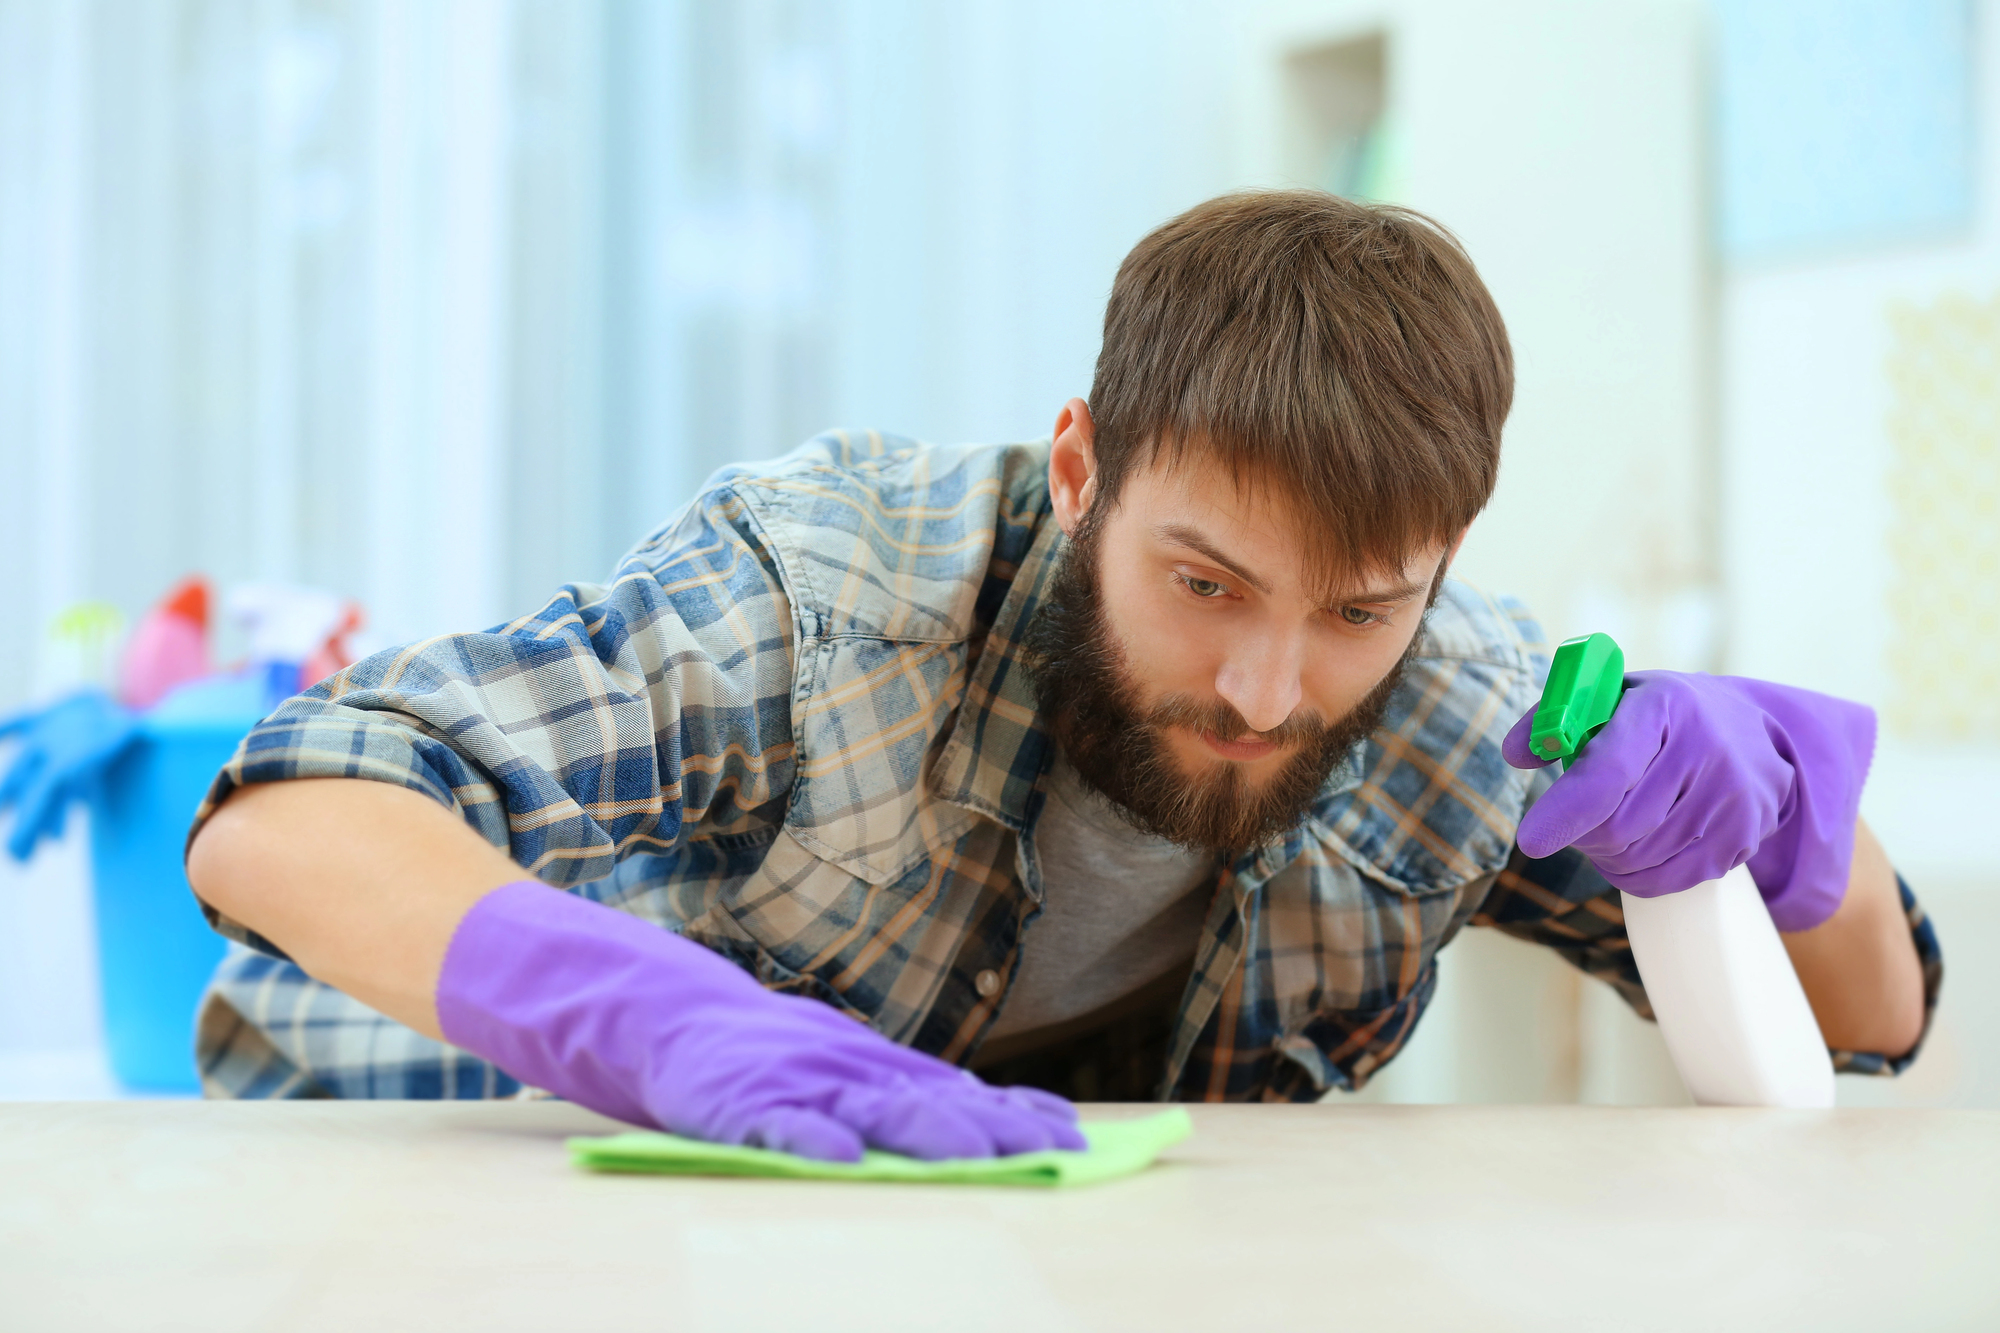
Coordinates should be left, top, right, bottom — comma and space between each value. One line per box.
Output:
1340, 605, 1382, 627
1181, 576, 1228, 598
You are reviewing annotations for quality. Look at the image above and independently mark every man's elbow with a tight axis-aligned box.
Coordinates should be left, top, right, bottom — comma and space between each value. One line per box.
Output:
185, 784, 267, 928
1816, 984, 1925, 1061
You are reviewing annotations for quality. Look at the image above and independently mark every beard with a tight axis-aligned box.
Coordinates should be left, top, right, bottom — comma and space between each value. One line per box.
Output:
1019, 517, 1421, 855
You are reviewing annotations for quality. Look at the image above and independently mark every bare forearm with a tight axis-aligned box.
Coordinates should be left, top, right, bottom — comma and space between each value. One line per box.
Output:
185, 779, 526, 1039
1782, 818, 1923, 1058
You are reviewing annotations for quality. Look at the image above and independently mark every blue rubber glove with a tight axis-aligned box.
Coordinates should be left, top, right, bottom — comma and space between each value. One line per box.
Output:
0, 689, 141, 861
438, 881, 1087, 1162
1502, 671, 1875, 932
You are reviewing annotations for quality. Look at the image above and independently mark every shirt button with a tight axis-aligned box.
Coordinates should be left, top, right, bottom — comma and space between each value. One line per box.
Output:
975, 969, 1001, 998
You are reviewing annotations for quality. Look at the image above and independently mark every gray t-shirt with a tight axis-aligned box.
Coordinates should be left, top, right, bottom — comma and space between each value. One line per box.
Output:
980, 752, 1217, 1059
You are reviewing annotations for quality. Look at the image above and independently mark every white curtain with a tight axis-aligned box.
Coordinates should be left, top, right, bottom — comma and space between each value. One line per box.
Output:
0, 0, 856, 700
1, 0, 588, 692
0, 0, 1239, 711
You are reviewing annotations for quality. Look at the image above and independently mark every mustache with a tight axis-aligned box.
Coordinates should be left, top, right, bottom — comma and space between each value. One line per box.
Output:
1144, 694, 1329, 748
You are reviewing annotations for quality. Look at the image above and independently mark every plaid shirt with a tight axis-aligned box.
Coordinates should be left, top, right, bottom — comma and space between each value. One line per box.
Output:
191, 432, 1943, 1101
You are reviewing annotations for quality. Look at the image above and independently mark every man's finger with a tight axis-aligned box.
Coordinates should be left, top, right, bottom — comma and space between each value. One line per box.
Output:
951, 1096, 1072, 1156
994, 1083, 1082, 1125
742, 1105, 865, 1163
1500, 707, 1551, 770
1514, 709, 1668, 858
839, 1086, 994, 1161
985, 1085, 1087, 1150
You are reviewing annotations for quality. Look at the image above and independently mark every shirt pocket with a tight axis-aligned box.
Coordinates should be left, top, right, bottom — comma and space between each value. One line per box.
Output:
1268, 964, 1439, 1099
681, 825, 957, 1029
782, 635, 974, 885
1247, 852, 1471, 1096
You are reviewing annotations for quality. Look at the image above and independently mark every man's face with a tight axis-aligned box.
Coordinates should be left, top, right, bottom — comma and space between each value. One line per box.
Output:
1023, 401, 1452, 852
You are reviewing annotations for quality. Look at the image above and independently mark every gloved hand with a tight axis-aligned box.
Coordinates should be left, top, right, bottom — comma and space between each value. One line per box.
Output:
437, 881, 1086, 1162
0, 689, 141, 862
1502, 671, 1876, 932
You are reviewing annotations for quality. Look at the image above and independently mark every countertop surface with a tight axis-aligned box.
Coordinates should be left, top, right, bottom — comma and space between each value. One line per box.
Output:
4, 1099, 1997, 1332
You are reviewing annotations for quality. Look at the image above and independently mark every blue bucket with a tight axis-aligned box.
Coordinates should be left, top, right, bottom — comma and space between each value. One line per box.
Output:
89, 679, 264, 1093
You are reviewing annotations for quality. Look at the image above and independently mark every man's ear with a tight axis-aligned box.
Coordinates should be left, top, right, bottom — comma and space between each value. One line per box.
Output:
1048, 398, 1098, 536
1443, 527, 1470, 569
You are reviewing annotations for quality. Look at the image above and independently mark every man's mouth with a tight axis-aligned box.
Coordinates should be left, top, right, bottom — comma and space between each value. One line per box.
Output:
1199, 731, 1282, 762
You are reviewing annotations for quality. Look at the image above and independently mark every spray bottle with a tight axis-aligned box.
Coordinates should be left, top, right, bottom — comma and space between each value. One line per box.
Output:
1528, 632, 1834, 1108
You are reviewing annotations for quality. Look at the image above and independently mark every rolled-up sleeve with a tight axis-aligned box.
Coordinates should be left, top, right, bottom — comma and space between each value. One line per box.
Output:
187, 483, 802, 951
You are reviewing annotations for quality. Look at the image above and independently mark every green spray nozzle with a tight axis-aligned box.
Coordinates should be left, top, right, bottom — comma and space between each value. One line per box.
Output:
1529, 632, 1626, 769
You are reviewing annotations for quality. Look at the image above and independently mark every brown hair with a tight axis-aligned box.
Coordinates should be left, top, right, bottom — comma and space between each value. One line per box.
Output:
1086, 189, 1512, 589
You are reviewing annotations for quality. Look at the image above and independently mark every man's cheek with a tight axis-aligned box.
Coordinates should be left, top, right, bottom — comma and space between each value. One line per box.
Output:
1326, 638, 1406, 705
1132, 626, 1219, 709
1107, 596, 1178, 681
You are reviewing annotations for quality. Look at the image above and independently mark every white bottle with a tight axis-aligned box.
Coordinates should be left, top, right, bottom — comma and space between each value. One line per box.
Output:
1619, 863, 1834, 1108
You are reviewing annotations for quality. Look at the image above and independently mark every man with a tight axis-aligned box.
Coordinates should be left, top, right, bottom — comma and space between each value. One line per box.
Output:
186, 191, 1936, 1161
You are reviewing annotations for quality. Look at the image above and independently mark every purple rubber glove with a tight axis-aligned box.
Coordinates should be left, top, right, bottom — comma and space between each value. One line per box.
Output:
436, 881, 1084, 1162
1502, 671, 1876, 932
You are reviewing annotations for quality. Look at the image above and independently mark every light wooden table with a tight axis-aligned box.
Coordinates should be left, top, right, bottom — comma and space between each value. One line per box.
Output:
3, 1100, 1995, 1332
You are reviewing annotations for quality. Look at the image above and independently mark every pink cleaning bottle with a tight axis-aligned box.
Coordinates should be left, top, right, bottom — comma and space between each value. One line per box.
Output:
118, 576, 214, 710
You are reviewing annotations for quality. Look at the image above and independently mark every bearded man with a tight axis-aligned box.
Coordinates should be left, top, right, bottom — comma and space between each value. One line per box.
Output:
187, 191, 1935, 1158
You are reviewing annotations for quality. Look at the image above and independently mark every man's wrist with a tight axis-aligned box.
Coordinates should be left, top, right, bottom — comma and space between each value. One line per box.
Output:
1778, 820, 1924, 1057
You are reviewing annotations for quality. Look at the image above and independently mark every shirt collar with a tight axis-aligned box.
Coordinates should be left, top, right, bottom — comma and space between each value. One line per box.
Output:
928, 506, 1065, 832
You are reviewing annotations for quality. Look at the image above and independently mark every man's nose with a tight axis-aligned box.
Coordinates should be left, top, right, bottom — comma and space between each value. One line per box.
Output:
1213, 633, 1304, 736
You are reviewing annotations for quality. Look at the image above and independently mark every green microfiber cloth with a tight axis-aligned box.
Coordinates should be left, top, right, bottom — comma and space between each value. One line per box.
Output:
568, 1107, 1191, 1188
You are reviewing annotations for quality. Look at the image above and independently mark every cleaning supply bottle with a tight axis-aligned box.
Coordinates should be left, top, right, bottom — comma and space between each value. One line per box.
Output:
224, 583, 366, 704
117, 576, 213, 711
1529, 633, 1835, 1108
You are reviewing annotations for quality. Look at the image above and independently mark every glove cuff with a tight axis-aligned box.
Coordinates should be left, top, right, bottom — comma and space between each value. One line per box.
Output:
1742, 686, 1877, 932
435, 880, 756, 1126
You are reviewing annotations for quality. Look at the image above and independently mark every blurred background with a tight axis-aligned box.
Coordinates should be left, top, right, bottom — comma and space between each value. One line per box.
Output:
0, 0, 1994, 1108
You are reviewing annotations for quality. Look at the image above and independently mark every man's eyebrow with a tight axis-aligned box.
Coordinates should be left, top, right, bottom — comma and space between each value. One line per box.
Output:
1338, 576, 1429, 606
1155, 522, 1432, 606
1152, 523, 1272, 594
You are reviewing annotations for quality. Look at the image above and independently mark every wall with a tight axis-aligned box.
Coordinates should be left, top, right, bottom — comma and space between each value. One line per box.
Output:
1721, 2, 2000, 1109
